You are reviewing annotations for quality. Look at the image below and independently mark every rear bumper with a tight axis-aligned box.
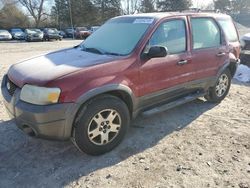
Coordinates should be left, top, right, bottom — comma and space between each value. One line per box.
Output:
1, 75, 76, 140
0, 37, 12, 40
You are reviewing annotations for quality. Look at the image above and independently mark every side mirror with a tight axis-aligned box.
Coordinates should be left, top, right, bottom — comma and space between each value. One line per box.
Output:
147, 46, 168, 59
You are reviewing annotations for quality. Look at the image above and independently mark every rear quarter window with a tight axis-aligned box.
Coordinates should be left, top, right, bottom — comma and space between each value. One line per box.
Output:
218, 18, 239, 42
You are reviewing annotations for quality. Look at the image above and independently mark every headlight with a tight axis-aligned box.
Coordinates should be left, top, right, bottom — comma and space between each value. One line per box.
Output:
20, 85, 61, 105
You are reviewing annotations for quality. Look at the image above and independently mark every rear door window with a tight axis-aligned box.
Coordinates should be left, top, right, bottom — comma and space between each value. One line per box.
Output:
218, 19, 238, 42
191, 18, 221, 50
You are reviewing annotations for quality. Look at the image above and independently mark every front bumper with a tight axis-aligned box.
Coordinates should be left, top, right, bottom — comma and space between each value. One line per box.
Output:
47, 35, 62, 39
0, 36, 12, 40
27, 36, 43, 41
13, 35, 25, 40
1, 75, 75, 140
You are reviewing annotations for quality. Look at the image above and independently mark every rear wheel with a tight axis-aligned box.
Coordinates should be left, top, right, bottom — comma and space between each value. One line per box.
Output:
205, 69, 231, 103
73, 95, 130, 155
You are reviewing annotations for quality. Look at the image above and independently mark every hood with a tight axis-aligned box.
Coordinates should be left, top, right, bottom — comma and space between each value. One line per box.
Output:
0, 31, 10, 36
8, 47, 120, 87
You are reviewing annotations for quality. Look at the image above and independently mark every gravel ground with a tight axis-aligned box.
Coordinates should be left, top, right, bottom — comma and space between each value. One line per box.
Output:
0, 40, 250, 188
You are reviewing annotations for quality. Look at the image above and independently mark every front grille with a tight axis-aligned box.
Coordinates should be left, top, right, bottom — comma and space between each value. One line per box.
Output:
6, 77, 18, 96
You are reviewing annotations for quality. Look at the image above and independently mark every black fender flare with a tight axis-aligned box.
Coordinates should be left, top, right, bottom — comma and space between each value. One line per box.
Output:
64, 84, 137, 138
213, 52, 240, 85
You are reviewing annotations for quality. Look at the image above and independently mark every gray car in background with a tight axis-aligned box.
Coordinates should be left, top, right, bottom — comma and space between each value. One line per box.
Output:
25, 29, 44, 42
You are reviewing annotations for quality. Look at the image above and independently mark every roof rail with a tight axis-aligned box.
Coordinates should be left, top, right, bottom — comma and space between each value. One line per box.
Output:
180, 8, 221, 13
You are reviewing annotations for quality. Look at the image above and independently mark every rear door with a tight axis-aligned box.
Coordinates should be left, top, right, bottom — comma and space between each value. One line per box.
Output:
189, 17, 228, 82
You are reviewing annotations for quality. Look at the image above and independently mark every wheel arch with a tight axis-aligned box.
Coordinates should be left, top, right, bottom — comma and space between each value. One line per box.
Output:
65, 84, 137, 138
215, 53, 239, 84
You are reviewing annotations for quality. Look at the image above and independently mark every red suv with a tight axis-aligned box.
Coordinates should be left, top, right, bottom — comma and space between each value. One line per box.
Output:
75, 27, 91, 39
1, 12, 240, 155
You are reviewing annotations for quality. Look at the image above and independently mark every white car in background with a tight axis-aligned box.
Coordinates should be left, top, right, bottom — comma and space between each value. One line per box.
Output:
0, 30, 12, 40
241, 33, 250, 51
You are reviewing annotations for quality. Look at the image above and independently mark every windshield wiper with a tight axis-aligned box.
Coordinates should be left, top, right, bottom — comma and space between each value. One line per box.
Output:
81, 45, 104, 55
80, 45, 123, 56
103, 52, 124, 56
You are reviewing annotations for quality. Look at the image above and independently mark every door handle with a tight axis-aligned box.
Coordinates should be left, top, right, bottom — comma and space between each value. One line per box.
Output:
177, 60, 188, 65
216, 52, 226, 57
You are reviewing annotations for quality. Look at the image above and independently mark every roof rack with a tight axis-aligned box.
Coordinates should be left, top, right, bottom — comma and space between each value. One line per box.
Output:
180, 8, 221, 13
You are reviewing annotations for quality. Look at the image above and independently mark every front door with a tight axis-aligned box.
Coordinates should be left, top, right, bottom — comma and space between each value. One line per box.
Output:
140, 18, 193, 100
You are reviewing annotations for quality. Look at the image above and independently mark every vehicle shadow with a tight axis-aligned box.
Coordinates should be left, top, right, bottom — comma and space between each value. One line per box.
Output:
0, 99, 217, 187
232, 78, 250, 87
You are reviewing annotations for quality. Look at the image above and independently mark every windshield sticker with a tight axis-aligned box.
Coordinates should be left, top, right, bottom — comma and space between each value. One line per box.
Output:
133, 19, 154, 24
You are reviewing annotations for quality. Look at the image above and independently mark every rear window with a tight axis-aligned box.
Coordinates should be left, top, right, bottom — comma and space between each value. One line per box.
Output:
218, 18, 238, 42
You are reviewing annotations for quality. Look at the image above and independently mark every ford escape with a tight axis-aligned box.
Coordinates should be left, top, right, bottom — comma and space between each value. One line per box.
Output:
1, 12, 241, 155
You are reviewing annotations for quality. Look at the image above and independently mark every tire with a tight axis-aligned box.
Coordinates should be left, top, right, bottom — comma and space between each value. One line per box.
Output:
205, 69, 231, 103
73, 95, 130, 155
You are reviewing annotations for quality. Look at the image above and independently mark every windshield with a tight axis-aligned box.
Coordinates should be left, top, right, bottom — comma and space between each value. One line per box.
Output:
80, 17, 154, 56
66, 29, 74, 33
11, 29, 22, 33
77, 27, 87, 31
48, 29, 58, 34
0, 30, 8, 33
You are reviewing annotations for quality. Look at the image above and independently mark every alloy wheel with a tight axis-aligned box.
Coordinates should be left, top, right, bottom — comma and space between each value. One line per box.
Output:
215, 74, 229, 97
87, 109, 121, 146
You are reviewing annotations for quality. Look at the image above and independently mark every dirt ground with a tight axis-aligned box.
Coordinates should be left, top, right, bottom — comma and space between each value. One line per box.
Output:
0, 40, 250, 188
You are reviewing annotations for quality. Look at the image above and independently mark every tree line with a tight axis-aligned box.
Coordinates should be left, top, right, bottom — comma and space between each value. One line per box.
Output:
0, 0, 250, 29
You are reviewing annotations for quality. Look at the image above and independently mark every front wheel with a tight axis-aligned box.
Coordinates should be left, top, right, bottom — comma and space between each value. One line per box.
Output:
73, 95, 130, 155
205, 69, 231, 103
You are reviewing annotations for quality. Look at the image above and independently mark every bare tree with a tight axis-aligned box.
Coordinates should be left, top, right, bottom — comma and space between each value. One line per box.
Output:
18, 0, 47, 27
122, 0, 140, 14
0, 2, 30, 28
